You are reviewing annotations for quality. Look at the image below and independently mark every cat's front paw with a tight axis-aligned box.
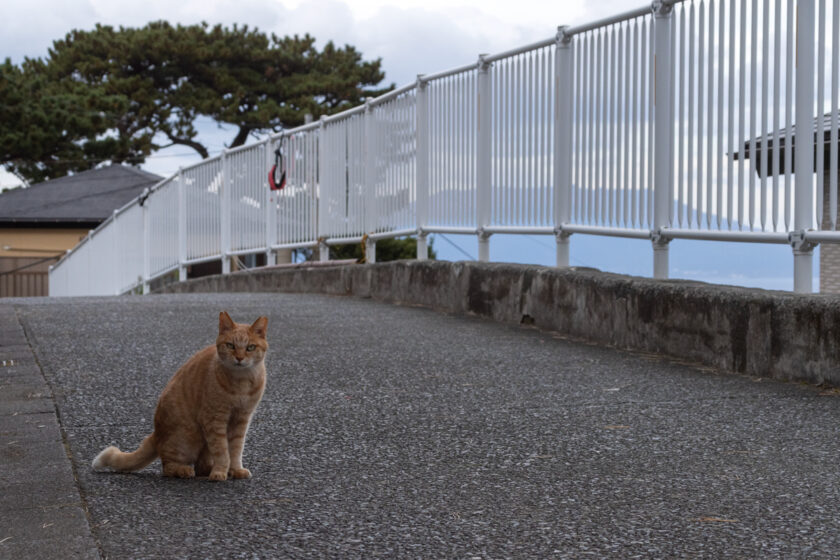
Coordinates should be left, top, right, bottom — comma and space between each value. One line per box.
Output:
208, 468, 228, 481
229, 467, 252, 479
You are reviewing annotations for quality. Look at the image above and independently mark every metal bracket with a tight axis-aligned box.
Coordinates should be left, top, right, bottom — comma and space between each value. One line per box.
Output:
478, 54, 492, 73
477, 227, 492, 241
556, 26, 572, 47
788, 230, 817, 254
652, 0, 674, 16
650, 229, 672, 247
416, 74, 427, 90
554, 226, 572, 241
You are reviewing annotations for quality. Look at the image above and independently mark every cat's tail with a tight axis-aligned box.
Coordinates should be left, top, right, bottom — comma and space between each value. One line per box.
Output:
92, 434, 158, 472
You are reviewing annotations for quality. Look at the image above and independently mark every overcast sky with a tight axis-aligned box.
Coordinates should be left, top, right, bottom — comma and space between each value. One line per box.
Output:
0, 0, 646, 188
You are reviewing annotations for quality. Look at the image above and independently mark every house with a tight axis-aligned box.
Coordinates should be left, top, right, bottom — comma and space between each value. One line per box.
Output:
0, 164, 162, 297
734, 113, 840, 293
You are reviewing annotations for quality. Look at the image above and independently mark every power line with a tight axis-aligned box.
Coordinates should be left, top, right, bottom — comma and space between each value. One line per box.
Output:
523, 235, 592, 268
435, 234, 476, 261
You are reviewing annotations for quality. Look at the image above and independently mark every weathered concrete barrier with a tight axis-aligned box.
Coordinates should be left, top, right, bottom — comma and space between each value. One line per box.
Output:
157, 260, 840, 385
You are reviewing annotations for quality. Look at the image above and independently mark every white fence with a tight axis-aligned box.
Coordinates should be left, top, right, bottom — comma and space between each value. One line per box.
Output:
50, 0, 840, 296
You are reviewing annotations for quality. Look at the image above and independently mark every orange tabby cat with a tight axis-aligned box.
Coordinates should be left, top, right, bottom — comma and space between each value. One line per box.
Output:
93, 311, 268, 481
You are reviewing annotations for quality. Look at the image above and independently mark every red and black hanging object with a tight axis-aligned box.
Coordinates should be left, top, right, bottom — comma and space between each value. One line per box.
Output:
269, 147, 286, 191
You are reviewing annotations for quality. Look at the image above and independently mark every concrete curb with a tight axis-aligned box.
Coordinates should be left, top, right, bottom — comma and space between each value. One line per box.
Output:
0, 305, 99, 559
157, 260, 840, 386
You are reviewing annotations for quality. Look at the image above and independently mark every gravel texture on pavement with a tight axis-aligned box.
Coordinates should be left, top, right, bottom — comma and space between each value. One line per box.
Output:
11, 292, 840, 559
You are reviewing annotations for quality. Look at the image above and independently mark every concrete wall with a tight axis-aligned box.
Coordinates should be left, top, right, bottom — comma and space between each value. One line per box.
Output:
157, 260, 840, 386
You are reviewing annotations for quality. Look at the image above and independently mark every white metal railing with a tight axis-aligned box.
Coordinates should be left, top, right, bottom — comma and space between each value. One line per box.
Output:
50, 0, 835, 296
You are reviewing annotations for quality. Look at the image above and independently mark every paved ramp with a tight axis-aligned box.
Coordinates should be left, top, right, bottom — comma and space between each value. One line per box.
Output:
5, 293, 840, 558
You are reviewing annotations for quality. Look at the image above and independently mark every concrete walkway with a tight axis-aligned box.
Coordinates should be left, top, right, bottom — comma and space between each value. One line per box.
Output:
4, 292, 840, 558
0, 304, 98, 558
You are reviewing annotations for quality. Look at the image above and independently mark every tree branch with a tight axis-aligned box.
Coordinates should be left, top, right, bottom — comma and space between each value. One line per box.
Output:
229, 126, 252, 149
163, 130, 209, 159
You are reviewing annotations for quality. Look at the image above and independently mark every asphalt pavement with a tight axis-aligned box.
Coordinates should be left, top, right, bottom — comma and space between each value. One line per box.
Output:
4, 292, 840, 558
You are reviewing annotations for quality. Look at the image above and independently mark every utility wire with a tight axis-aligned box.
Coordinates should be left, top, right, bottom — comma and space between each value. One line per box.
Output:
523, 235, 593, 268
435, 234, 476, 261
0, 254, 62, 276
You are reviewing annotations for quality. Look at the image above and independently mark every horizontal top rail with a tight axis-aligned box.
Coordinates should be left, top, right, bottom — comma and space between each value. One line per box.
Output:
274, 120, 321, 139
179, 152, 222, 173
224, 137, 270, 156
483, 37, 557, 63
321, 103, 367, 123
368, 83, 417, 106
419, 62, 478, 83
563, 7, 650, 36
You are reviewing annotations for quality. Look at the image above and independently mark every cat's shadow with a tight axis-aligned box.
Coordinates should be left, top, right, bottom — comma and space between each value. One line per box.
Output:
94, 470, 252, 485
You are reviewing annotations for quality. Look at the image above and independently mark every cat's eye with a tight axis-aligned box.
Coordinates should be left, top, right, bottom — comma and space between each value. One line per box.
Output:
226, 343, 235, 349
246, 344, 256, 351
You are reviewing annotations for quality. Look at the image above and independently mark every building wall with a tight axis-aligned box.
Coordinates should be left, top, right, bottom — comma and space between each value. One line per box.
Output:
821, 174, 840, 294
0, 227, 88, 258
0, 227, 89, 297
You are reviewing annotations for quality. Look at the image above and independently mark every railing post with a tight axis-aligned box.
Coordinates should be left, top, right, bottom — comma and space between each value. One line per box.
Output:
177, 168, 187, 282
111, 209, 119, 295
555, 26, 574, 267
364, 99, 377, 263
652, 0, 674, 279
221, 149, 231, 274
142, 189, 150, 294
416, 74, 430, 261
318, 116, 330, 263
365, 236, 377, 264
265, 140, 277, 267
477, 54, 492, 262
793, 0, 817, 293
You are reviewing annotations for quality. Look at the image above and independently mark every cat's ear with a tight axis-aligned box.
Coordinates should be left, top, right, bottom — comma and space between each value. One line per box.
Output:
250, 316, 268, 339
219, 311, 236, 334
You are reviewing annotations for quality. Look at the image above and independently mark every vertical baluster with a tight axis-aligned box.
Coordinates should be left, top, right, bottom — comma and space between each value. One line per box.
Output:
725, 0, 737, 230
640, 19, 648, 227
609, 26, 616, 226
506, 60, 513, 226
594, 30, 603, 224
631, 23, 639, 228
623, 24, 631, 227
584, 32, 592, 224
832, 0, 839, 230
678, 7, 686, 228
784, 0, 794, 229
714, 0, 726, 229
817, 0, 827, 229
573, 36, 582, 224
669, 11, 677, 229
705, 0, 715, 229
527, 52, 534, 226
737, 1, 746, 230
648, 20, 655, 228
546, 47, 553, 226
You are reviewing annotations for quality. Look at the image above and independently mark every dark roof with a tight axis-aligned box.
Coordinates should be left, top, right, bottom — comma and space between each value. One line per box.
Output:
0, 165, 162, 225
734, 112, 840, 178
